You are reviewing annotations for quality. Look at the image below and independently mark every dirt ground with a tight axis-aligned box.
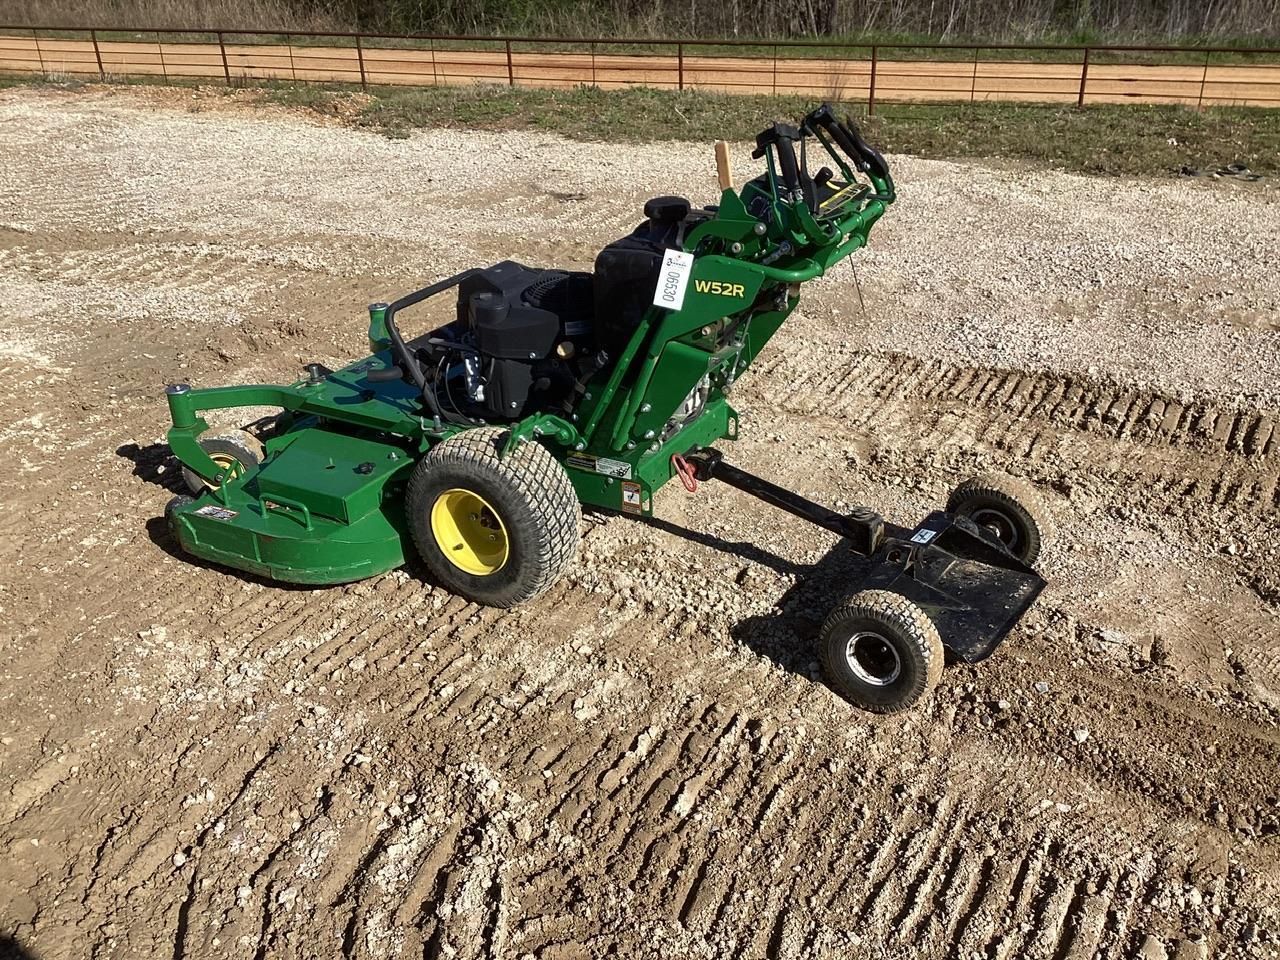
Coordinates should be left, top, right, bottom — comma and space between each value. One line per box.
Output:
0, 85, 1278, 960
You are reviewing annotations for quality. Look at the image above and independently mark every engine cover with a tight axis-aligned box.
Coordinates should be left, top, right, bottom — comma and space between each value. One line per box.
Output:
426, 261, 595, 420
460, 261, 563, 360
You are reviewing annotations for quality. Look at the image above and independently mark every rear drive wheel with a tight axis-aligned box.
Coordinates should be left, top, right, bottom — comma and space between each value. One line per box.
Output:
946, 472, 1049, 565
820, 589, 944, 714
406, 428, 580, 607
182, 430, 265, 494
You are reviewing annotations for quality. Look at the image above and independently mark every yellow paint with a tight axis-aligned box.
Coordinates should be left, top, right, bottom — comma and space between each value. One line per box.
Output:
430, 488, 509, 576
693, 279, 746, 298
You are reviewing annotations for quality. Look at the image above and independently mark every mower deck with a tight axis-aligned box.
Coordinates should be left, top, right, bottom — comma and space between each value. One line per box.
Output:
171, 425, 414, 585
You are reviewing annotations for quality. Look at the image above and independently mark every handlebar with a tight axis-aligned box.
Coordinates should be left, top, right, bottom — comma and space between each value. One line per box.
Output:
752, 122, 806, 202
748, 104, 893, 220
380, 268, 479, 425
803, 103, 890, 183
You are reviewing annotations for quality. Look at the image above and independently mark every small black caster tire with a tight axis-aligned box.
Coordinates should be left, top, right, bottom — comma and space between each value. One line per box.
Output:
165, 494, 196, 527
182, 429, 265, 494
406, 428, 581, 608
946, 472, 1049, 566
819, 589, 944, 714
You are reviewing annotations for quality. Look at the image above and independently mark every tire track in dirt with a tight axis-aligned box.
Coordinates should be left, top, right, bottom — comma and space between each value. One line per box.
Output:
757, 346, 1280, 468
752, 345, 1280, 607
3, 93, 1278, 960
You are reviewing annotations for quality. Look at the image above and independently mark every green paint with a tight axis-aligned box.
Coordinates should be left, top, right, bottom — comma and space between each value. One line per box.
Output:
162, 109, 895, 586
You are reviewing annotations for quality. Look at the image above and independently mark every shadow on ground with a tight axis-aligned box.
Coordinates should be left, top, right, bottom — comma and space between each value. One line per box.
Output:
0, 934, 37, 960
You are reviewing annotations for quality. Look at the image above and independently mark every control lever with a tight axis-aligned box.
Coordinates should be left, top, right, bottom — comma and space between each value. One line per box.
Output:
751, 122, 815, 210
805, 102, 890, 181
714, 140, 733, 191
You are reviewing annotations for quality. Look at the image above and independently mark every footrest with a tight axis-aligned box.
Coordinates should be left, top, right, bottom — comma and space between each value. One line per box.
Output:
861, 511, 1045, 663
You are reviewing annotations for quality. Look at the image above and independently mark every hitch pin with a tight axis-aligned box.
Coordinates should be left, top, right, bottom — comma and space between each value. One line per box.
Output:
671, 454, 698, 493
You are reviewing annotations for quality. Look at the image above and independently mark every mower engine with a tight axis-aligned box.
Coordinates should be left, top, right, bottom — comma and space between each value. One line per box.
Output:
421, 263, 596, 420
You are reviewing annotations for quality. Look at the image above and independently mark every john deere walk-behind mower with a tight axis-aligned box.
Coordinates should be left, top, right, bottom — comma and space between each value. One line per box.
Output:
162, 104, 1048, 713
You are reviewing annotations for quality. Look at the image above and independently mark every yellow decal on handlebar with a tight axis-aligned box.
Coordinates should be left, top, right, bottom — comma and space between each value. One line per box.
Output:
693, 280, 746, 298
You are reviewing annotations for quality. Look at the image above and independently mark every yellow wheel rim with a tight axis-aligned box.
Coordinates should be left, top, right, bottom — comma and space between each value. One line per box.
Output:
197, 452, 240, 490
430, 488, 509, 576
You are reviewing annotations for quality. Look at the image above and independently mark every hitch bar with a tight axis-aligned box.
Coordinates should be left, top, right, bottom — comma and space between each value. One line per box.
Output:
684, 447, 1046, 663
684, 447, 898, 556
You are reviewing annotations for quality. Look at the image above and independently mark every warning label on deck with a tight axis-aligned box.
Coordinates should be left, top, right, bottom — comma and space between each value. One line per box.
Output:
566, 452, 632, 480
621, 481, 643, 514
194, 505, 238, 521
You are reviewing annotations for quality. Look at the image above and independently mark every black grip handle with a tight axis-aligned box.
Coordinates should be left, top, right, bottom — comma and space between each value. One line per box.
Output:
828, 121, 864, 166
752, 122, 804, 198
840, 120, 889, 181
805, 103, 889, 181
773, 136, 801, 195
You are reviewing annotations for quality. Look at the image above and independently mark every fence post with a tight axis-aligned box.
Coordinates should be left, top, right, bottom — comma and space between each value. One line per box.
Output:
677, 42, 683, 91
1077, 46, 1090, 107
355, 34, 367, 91
1196, 50, 1209, 110
157, 31, 168, 82
91, 29, 105, 81
868, 45, 877, 115
218, 31, 230, 85
772, 43, 777, 95
32, 29, 45, 78
591, 40, 596, 86
970, 46, 978, 102
505, 38, 514, 86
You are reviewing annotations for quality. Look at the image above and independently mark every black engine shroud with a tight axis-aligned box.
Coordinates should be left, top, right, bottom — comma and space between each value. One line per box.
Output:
417, 196, 711, 421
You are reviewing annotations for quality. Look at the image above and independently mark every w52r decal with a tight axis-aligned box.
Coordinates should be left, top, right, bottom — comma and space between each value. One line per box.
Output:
694, 279, 746, 298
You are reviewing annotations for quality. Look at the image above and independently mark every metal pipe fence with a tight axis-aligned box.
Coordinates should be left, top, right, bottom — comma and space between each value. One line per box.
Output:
2, 25, 1278, 112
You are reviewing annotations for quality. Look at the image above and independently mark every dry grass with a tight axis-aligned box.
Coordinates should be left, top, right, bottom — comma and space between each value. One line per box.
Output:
256, 81, 1279, 178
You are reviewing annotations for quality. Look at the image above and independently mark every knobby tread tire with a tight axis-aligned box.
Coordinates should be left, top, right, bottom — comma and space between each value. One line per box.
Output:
406, 428, 581, 607
181, 430, 265, 494
946, 471, 1051, 566
819, 589, 944, 714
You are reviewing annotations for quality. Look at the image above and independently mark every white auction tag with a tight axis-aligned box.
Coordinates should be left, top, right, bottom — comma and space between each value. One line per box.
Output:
652, 249, 695, 311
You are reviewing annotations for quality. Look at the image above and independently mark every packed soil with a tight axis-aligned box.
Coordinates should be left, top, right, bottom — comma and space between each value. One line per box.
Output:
0, 85, 1278, 960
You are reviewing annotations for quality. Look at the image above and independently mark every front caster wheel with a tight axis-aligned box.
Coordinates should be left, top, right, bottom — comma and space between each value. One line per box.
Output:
181, 429, 265, 494
819, 589, 944, 714
947, 472, 1049, 566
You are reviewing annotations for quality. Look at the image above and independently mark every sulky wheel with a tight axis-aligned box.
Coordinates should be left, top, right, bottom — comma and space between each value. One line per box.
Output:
182, 429, 265, 494
819, 589, 944, 714
946, 472, 1050, 566
406, 427, 581, 608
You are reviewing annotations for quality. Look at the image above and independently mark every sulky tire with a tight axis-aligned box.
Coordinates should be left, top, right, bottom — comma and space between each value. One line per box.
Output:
182, 430, 265, 494
819, 589, 944, 714
946, 472, 1050, 566
406, 428, 581, 608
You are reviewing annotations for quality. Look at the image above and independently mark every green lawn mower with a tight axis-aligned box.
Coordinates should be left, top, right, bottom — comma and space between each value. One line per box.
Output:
162, 104, 1048, 713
